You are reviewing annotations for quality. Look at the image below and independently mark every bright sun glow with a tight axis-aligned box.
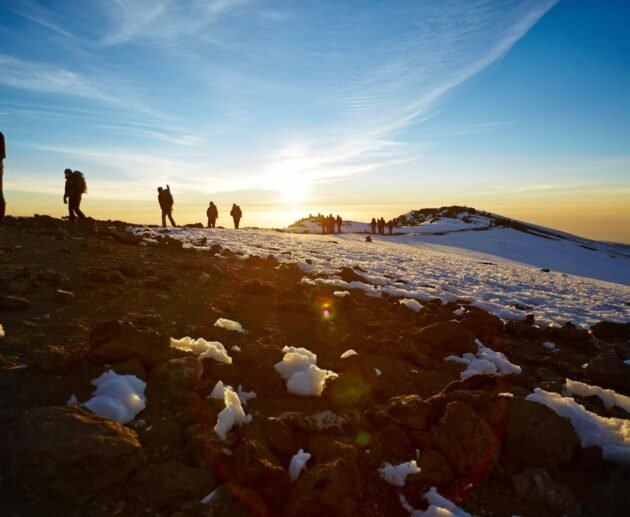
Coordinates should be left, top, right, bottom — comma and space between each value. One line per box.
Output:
279, 178, 308, 205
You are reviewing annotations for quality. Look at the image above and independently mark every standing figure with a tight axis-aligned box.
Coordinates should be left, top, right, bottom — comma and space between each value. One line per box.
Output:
378, 217, 386, 235
335, 214, 342, 234
387, 219, 394, 234
327, 214, 335, 234
230, 203, 242, 229
370, 218, 377, 234
157, 184, 176, 227
0, 131, 5, 225
319, 215, 326, 234
63, 169, 87, 222
207, 201, 218, 228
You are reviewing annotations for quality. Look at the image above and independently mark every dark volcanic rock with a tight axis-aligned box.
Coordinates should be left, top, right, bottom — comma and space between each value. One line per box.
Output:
148, 356, 204, 396
585, 351, 630, 393
0, 295, 31, 311
54, 289, 75, 304
406, 321, 477, 357
202, 482, 268, 517
512, 467, 579, 515
8, 406, 144, 504
590, 321, 630, 343
33, 345, 82, 374
339, 267, 367, 284
127, 461, 216, 508
431, 401, 500, 484
461, 307, 504, 344
87, 320, 170, 368
370, 395, 433, 431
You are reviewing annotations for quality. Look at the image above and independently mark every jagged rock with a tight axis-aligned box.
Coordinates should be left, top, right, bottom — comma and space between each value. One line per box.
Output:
542, 324, 594, 353
369, 395, 433, 431
87, 320, 169, 368
512, 468, 579, 515
339, 267, 366, 284
308, 436, 357, 464
0, 295, 31, 311
416, 449, 455, 486
431, 401, 500, 484
483, 397, 579, 472
396, 338, 433, 368
585, 351, 630, 393
8, 406, 144, 503
109, 358, 147, 380
279, 410, 350, 434
405, 321, 477, 357
461, 307, 504, 344
285, 458, 361, 517
127, 461, 217, 508
327, 356, 377, 409
242, 416, 296, 463
127, 312, 162, 327
233, 439, 291, 509
590, 321, 630, 343
54, 289, 75, 304
148, 357, 204, 397
32, 345, 82, 374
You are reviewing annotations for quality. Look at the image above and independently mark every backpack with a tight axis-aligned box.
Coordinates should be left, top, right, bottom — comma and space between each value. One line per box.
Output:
73, 171, 87, 194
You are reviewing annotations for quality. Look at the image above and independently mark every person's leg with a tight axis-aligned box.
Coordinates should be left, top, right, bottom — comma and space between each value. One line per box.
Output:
74, 195, 86, 220
68, 196, 77, 221
207, 218, 211, 228
168, 211, 176, 227
235, 218, 240, 229
0, 162, 5, 225
162, 210, 167, 227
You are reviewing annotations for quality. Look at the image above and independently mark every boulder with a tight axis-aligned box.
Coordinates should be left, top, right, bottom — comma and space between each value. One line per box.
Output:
339, 267, 366, 284
148, 357, 204, 398
87, 320, 169, 368
590, 321, 630, 343
242, 416, 296, 464
370, 395, 433, 431
32, 345, 82, 375
109, 358, 147, 380
416, 449, 455, 487
512, 468, 579, 515
127, 461, 217, 508
327, 356, 377, 409
233, 439, 291, 509
8, 406, 144, 503
431, 401, 500, 484
585, 351, 630, 393
406, 321, 476, 357
285, 458, 361, 517
54, 289, 75, 304
460, 307, 504, 344
202, 482, 268, 517
307, 436, 357, 464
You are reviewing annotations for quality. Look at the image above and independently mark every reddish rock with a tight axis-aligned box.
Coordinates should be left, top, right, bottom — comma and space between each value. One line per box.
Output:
461, 307, 504, 344
585, 351, 630, 393
407, 321, 477, 357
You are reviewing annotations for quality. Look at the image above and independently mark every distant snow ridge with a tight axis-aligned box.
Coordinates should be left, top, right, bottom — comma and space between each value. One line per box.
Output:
170, 336, 232, 364
444, 339, 521, 379
275, 346, 338, 396
82, 370, 147, 424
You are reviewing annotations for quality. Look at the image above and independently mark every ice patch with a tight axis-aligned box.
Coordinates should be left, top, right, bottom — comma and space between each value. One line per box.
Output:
340, 349, 358, 359
237, 384, 257, 406
453, 307, 465, 317
375, 368, 382, 377
214, 318, 245, 333
379, 460, 420, 487
444, 339, 521, 379
527, 387, 630, 465
334, 290, 350, 297
209, 380, 226, 400
170, 337, 232, 364
624, 360, 630, 366
67, 394, 78, 405
400, 298, 423, 312
399, 487, 472, 516
498, 392, 514, 398
215, 385, 252, 440
275, 346, 337, 396
289, 448, 311, 482
201, 487, 219, 504
82, 370, 147, 424
542, 341, 556, 350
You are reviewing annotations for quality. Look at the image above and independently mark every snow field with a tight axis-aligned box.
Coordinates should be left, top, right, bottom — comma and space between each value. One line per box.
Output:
132, 226, 630, 328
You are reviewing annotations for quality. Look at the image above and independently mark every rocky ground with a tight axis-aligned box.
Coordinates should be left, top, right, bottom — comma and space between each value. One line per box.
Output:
0, 215, 629, 517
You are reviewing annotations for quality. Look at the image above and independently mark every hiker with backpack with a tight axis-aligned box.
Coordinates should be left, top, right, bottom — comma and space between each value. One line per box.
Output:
157, 185, 176, 227
207, 201, 218, 228
230, 203, 242, 229
63, 169, 87, 222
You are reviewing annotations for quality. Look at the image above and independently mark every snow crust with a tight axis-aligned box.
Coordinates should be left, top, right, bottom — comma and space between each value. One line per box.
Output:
565, 379, 630, 413
379, 460, 420, 487
275, 346, 338, 396
334, 290, 350, 297
214, 385, 252, 440
400, 487, 472, 517
289, 448, 311, 482
82, 370, 147, 424
542, 341, 556, 350
527, 387, 630, 465
400, 298, 423, 312
214, 318, 245, 333
340, 349, 358, 358
445, 340, 521, 379
133, 226, 630, 327
170, 336, 232, 364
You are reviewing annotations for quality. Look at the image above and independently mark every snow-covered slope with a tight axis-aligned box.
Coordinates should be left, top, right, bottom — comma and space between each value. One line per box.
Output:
132, 225, 629, 328
287, 207, 630, 285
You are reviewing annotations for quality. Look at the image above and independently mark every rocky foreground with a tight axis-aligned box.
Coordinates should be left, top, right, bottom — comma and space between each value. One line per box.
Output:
0, 215, 629, 516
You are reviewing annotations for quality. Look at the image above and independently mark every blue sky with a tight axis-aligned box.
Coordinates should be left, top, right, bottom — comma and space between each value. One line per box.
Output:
1, 0, 629, 240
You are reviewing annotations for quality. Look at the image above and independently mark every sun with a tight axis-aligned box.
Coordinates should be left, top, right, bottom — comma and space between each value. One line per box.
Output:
279, 178, 308, 205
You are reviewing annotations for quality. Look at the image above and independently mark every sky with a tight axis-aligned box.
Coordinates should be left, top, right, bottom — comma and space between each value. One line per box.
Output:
0, 0, 629, 242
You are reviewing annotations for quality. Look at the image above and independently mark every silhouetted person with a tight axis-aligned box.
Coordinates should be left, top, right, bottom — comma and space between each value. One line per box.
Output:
207, 201, 218, 228
387, 219, 394, 234
157, 185, 176, 227
336, 215, 342, 234
63, 169, 87, 222
370, 218, 377, 234
0, 131, 5, 225
319, 215, 326, 234
327, 214, 335, 234
378, 217, 385, 235
230, 203, 242, 229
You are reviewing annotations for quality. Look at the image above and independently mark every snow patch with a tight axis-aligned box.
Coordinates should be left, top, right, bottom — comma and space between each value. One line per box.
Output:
340, 349, 358, 359
215, 385, 252, 440
399, 487, 472, 516
275, 346, 337, 396
170, 336, 232, 364
289, 448, 311, 482
379, 460, 420, 487
565, 379, 630, 413
542, 341, 557, 350
214, 318, 245, 333
444, 339, 521, 379
527, 387, 630, 465
82, 370, 147, 424
334, 290, 350, 297
375, 368, 382, 377
399, 298, 423, 312
0, 323, 5, 338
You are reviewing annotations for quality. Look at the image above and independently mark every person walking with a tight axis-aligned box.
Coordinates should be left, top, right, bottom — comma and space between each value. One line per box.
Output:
335, 214, 343, 234
157, 184, 176, 227
370, 218, 377, 234
230, 203, 242, 229
63, 169, 87, 222
0, 131, 5, 225
206, 201, 218, 228
387, 219, 394, 234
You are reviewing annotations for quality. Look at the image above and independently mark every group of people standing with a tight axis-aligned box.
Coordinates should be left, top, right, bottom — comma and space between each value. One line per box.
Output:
318, 213, 343, 234
370, 217, 395, 235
